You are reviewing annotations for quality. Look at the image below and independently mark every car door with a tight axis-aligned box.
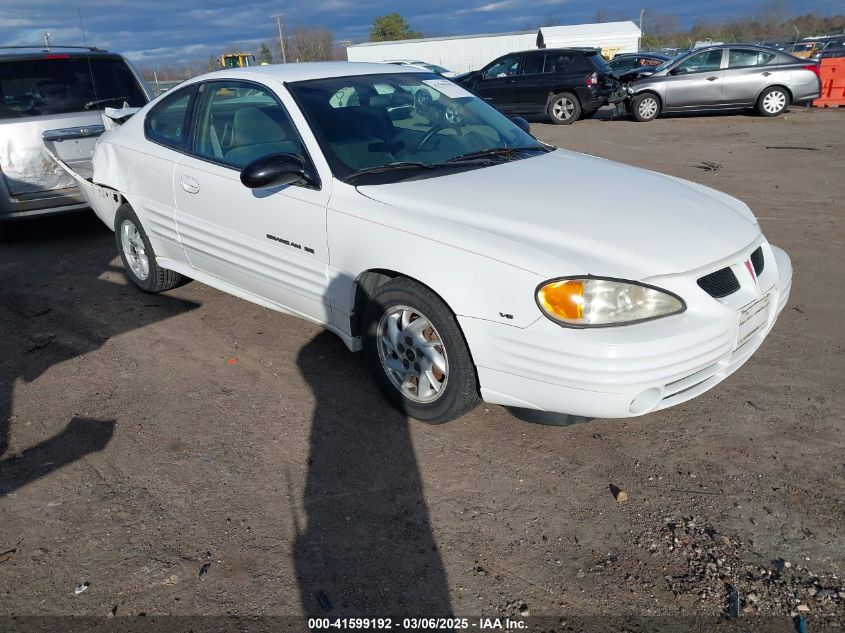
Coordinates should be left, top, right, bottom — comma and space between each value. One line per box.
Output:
136, 84, 199, 266
173, 79, 333, 324
722, 48, 780, 106
471, 54, 522, 113
514, 51, 553, 114
664, 49, 726, 109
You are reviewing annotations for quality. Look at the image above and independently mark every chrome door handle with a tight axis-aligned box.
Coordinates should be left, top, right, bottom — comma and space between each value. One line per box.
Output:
180, 175, 199, 194
706, 76, 718, 81
762, 71, 772, 76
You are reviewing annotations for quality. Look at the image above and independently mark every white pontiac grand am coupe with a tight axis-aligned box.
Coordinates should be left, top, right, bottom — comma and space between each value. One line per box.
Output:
52, 62, 792, 423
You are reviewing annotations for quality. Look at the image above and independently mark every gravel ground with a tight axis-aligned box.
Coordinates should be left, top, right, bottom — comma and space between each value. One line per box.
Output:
1, 106, 843, 632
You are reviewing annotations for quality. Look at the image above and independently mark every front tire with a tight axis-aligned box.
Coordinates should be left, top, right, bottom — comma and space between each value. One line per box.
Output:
756, 86, 789, 116
114, 204, 183, 293
630, 93, 660, 122
363, 277, 479, 423
547, 92, 581, 125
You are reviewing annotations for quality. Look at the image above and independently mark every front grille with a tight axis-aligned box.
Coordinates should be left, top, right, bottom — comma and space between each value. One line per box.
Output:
698, 267, 740, 298
750, 246, 764, 276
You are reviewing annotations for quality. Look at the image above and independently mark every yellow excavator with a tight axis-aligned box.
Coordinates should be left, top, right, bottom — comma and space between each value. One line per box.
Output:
219, 53, 256, 68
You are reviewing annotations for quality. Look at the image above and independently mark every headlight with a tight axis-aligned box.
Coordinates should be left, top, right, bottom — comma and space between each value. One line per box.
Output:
535, 277, 685, 327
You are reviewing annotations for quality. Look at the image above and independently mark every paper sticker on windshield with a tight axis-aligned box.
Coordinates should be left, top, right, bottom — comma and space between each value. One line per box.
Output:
422, 79, 473, 100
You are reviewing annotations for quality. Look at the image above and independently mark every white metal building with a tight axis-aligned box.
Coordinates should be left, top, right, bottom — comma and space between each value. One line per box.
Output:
346, 21, 641, 74
537, 22, 641, 58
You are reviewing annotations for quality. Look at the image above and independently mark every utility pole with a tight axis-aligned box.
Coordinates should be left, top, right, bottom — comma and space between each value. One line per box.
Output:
638, 9, 644, 50
273, 14, 287, 63
42, 31, 51, 50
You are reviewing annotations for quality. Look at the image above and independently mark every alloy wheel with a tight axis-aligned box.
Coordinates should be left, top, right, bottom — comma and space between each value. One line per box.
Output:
552, 97, 576, 122
120, 220, 150, 281
377, 305, 449, 403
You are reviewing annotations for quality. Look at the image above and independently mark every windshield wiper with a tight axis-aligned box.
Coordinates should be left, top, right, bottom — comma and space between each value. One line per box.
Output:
346, 161, 440, 183
84, 96, 128, 110
445, 146, 547, 164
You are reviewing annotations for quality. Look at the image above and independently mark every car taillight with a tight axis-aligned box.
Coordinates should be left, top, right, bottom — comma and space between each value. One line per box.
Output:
44, 54, 71, 59
586, 71, 598, 87
802, 64, 821, 79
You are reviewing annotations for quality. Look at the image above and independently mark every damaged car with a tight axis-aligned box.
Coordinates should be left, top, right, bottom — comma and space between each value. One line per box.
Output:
43, 62, 792, 423
0, 46, 150, 235
621, 44, 821, 122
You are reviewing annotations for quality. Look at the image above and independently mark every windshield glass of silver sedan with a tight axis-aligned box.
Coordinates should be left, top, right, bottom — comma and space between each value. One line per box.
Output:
288, 72, 545, 183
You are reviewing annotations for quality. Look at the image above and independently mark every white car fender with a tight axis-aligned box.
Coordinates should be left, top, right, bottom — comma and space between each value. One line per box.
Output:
325, 188, 547, 332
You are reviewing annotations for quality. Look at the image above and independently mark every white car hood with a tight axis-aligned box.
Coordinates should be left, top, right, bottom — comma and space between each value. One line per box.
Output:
357, 149, 761, 279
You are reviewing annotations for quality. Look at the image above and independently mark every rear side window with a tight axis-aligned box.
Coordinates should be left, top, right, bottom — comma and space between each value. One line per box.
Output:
728, 49, 777, 68
521, 54, 545, 75
145, 85, 197, 150
0, 56, 147, 120
543, 53, 573, 73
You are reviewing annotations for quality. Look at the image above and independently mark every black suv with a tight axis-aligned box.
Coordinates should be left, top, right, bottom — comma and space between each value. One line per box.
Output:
456, 48, 617, 124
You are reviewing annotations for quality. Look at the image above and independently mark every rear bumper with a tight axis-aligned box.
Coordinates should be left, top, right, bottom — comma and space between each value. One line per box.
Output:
577, 86, 613, 111
461, 243, 792, 418
0, 185, 88, 221
790, 75, 822, 103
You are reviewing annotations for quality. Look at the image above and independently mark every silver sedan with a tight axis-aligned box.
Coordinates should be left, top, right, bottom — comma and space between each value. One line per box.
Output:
626, 45, 821, 122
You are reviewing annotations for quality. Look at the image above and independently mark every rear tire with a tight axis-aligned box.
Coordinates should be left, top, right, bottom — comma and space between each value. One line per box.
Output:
114, 204, 183, 293
362, 277, 479, 423
630, 93, 660, 122
756, 86, 789, 116
547, 92, 581, 125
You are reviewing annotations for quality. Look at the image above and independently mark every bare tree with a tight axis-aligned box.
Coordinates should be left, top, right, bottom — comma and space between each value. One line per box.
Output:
645, 12, 680, 38
286, 27, 338, 62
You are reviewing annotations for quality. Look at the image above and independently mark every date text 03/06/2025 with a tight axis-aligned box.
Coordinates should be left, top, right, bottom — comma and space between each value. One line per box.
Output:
308, 617, 527, 630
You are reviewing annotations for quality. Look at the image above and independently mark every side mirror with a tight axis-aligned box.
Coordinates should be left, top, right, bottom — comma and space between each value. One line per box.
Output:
668, 67, 685, 76
511, 116, 530, 133
240, 153, 312, 189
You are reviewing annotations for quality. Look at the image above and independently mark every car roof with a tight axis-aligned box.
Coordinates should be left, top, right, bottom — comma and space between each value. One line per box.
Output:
692, 44, 780, 51
187, 61, 429, 85
615, 52, 670, 58
0, 48, 123, 62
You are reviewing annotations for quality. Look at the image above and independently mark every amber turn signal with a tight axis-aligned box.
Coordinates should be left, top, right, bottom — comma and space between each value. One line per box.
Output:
537, 279, 585, 320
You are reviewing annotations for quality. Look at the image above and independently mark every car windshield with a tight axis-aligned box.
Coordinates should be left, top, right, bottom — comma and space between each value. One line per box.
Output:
0, 56, 146, 119
288, 72, 546, 184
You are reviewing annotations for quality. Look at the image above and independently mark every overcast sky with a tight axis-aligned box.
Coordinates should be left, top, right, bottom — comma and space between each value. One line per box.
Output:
0, 0, 839, 66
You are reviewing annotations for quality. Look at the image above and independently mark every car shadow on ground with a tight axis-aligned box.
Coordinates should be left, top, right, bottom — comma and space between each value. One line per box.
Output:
293, 330, 453, 616
0, 212, 199, 495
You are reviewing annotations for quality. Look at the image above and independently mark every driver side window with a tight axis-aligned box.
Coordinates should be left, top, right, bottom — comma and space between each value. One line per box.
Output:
483, 56, 520, 79
192, 81, 304, 169
674, 50, 723, 74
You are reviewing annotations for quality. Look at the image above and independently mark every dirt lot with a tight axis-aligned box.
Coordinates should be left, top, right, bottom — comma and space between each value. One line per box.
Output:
1, 107, 843, 632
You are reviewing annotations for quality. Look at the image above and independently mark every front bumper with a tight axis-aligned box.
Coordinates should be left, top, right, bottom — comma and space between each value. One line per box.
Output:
461, 242, 792, 418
